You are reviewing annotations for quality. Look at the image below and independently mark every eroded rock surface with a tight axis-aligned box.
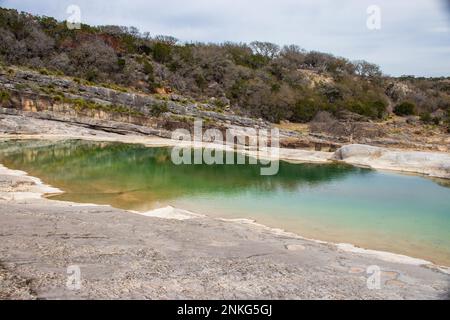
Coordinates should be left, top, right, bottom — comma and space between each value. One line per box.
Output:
334, 144, 450, 179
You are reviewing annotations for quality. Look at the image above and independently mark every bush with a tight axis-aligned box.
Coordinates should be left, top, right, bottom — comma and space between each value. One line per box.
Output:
348, 100, 387, 119
152, 42, 172, 63
291, 99, 319, 123
150, 101, 169, 116
85, 69, 98, 82
446, 108, 450, 132
419, 112, 432, 124
143, 60, 154, 75
433, 117, 441, 125
39, 68, 51, 75
0, 90, 11, 103
117, 58, 126, 70
394, 102, 416, 116
371, 100, 387, 119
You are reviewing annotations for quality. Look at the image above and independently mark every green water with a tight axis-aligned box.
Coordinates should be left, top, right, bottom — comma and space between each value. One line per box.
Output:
1, 139, 450, 266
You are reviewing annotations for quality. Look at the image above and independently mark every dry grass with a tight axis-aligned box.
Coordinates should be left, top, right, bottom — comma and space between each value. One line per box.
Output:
275, 122, 310, 134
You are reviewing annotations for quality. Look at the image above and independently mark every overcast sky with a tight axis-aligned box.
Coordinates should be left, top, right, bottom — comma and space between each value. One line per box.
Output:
1, 0, 449, 77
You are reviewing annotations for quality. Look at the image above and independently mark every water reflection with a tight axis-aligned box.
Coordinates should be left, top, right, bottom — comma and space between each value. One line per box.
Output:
0, 139, 365, 209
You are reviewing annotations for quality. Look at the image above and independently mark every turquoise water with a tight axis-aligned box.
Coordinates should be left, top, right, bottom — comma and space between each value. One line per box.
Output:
1, 139, 450, 265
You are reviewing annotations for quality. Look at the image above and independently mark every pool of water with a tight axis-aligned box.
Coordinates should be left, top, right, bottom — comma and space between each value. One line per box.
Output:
1, 139, 450, 266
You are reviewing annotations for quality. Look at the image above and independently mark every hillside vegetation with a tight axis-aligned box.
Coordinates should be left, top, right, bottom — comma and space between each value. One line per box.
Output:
0, 7, 449, 129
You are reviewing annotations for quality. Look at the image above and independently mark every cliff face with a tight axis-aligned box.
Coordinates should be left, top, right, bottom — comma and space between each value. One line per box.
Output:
0, 67, 269, 137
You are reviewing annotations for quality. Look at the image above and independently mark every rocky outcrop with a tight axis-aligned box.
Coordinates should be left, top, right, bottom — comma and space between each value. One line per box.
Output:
0, 68, 269, 135
334, 144, 450, 179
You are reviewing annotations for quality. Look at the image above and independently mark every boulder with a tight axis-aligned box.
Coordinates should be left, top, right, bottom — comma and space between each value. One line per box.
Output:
334, 144, 450, 179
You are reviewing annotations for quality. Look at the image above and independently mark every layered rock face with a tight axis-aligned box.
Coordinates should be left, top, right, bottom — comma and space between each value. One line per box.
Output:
0, 68, 268, 138
0, 67, 343, 151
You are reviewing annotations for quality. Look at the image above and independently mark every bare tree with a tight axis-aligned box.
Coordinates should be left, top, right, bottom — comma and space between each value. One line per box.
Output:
70, 39, 118, 80
279, 44, 307, 69
24, 26, 55, 58
142, 31, 151, 40
99, 25, 126, 36
304, 51, 333, 72
127, 26, 141, 38
353, 60, 382, 78
250, 41, 280, 59
154, 35, 179, 45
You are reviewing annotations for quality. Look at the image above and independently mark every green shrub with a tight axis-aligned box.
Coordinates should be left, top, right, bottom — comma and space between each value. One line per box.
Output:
150, 101, 169, 116
445, 108, 450, 132
52, 94, 63, 102
39, 68, 50, 75
229, 79, 248, 99
370, 100, 388, 119
100, 82, 128, 92
291, 99, 319, 123
195, 74, 207, 89
348, 100, 386, 119
212, 98, 228, 112
394, 101, 416, 116
433, 117, 440, 125
85, 69, 98, 82
246, 54, 269, 69
117, 58, 126, 70
14, 83, 27, 91
143, 60, 154, 75
419, 112, 432, 124
152, 42, 172, 63
0, 90, 11, 103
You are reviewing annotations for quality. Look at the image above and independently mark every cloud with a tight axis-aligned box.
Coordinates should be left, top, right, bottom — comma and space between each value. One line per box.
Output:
1, 0, 449, 77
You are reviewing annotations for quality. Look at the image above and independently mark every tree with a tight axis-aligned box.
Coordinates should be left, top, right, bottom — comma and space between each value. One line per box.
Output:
279, 44, 306, 68
394, 101, 416, 116
354, 60, 382, 78
99, 25, 126, 36
0, 28, 21, 61
49, 52, 72, 73
70, 39, 118, 81
24, 25, 55, 58
154, 35, 178, 45
128, 26, 140, 38
250, 41, 280, 59
304, 51, 332, 71
152, 42, 172, 63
